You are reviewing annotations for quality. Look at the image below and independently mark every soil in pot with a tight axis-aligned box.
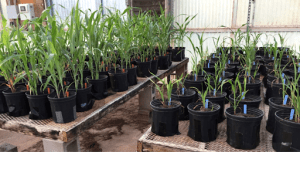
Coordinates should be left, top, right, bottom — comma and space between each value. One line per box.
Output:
157, 55, 169, 70
202, 91, 227, 123
187, 101, 220, 142
48, 91, 77, 123
229, 94, 262, 109
26, 89, 53, 120
266, 97, 293, 134
150, 59, 158, 75
109, 70, 128, 92
3, 87, 30, 117
0, 85, 8, 113
225, 107, 264, 149
150, 99, 181, 137
272, 109, 300, 152
69, 84, 95, 112
171, 88, 196, 120
127, 66, 138, 86
86, 75, 108, 100
136, 60, 151, 77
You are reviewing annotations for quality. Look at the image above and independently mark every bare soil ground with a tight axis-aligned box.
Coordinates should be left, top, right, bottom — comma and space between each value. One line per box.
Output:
0, 94, 151, 152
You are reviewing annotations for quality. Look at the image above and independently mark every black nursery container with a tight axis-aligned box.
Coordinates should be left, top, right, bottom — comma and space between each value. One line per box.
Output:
26, 90, 53, 120
229, 94, 262, 109
240, 79, 262, 96
127, 66, 138, 86
0, 85, 8, 113
69, 84, 95, 112
3, 88, 30, 117
136, 60, 151, 77
150, 99, 181, 137
204, 91, 227, 123
150, 59, 158, 75
109, 70, 128, 92
158, 56, 169, 70
265, 79, 288, 105
171, 88, 196, 120
266, 97, 293, 134
225, 107, 264, 149
48, 91, 77, 123
184, 75, 206, 92
86, 75, 108, 100
273, 109, 300, 152
99, 70, 110, 89
187, 102, 220, 142
172, 47, 182, 61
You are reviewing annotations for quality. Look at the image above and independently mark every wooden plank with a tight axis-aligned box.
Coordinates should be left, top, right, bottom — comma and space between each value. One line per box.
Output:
0, 59, 189, 142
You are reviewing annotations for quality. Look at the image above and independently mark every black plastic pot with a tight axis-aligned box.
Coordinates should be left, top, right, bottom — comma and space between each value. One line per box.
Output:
150, 59, 158, 75
204, 91, 227, 123
3, 88, 30, 117
150, 99, 181, 136
265, 79, 289, 105
83, 69, 91, 79
99, 71, 110, 89
127, 66, 137, 86
69, 84, 95, 112
225, 107, 264, 149
0, 85, 8, 113
266, 97, 293, 134
158, 56, 169, 70
272, 109, 300, 152
109, 70, 128, 92
171, 88, 196, 120
167, 54, 172, 66
86, 75, 108, 100
229, 94, 262, 109
187, 102, 220, 142
48, 91, 77, 123
184, 75, 206, 101
136, 60, 151, 77
26, 90, 53, 120
240, 79, 262, 96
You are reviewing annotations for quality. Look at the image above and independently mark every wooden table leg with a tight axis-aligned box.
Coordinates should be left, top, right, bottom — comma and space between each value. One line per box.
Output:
42, 136, 81, 152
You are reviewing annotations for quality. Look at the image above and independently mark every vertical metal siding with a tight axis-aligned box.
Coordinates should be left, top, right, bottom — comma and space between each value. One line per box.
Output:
173, 0, 233, 28
254, 0, 300, 27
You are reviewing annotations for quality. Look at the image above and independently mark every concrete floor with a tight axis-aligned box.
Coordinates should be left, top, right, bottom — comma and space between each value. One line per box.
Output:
0, 94, 151, 152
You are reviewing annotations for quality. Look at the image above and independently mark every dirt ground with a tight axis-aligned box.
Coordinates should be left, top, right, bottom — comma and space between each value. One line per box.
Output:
0, 94, 152, 152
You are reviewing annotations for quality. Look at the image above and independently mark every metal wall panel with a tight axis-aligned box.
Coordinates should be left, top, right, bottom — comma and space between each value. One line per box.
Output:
254, 0, 300, 27
173, 0, 233, 28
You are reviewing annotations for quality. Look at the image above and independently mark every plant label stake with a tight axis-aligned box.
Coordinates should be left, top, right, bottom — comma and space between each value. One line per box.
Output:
219, 77, 222, 82
287, 55, 289, 58
282, 73, 285, 78
272, 57, 274, 60
219, 53, 221, 56
242, 92, 245, 99
26, 85, 29, 91
209, 60, 210, 63
85, 83, 87, 89
283, 95, 288, 105
66, 91, 69, 98
290, 109, 295, 120
208, 63, 210, 68
47, 87, 51, 95
213, 89, 216, 96
244, 104, 247, 114
168, 98, 171, 106
298, 63, 300, 73
194, 74, 197, 81
253, 61, 255, 65
205, 99, 208, 109
213, 54, 215, 58
223, 71, 225, 77
228, 60, 230, 64
182, 88, 185, 95
284, 79, 286, 84
248, 77, 251, 82
132, 64, 134, 68
269, 54, 271, 57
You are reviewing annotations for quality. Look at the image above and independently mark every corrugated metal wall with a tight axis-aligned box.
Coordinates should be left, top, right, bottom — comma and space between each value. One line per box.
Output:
51, 0, 127, 21
173, 0, 233, 28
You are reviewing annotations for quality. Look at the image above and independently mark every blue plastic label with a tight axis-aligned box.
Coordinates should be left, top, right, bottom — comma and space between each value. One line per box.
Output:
168, 98, 171, 106
205, 99, 208, 108
223, 71, 225, 77
209, 60, 211, 63
242, 92, 245, 99
287, 55, 289, 58
298, 67, 300, 73
248, 77, 251, 82
228, 60, 230, 64
219, 77, 222, 82
182, 88, 184, 95
244, 104, 247, 114
81, 103, 87, 108
253, 61, 255, 65
272, 57, 274, 60
247, 72, 249, 76
213, 54, 215, 58
282, 73, 285, 78
219, 53, 221, 55
208, 63, 210, 68
214, 89, 216, 96
269, 54, 271, 57
194, 74, 197, 81
283, 95, 288, 105
284, 79, 286, 84
290, 109, 295, 120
